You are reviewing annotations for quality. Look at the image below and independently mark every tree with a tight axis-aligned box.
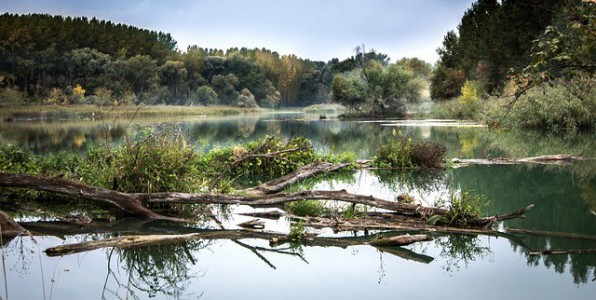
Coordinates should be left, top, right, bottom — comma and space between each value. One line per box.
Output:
159, 60, 188, 103
237, 88, 258, 108
191, 85, 218, 105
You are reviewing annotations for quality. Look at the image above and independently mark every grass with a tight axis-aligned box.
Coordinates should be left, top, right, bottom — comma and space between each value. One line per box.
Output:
302, 104, 346, 116
373, 129, 447, 169
0, 104, 255, 121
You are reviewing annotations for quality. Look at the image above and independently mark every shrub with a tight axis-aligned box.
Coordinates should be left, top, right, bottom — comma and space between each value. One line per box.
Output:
374, 129, 446, 169
111, 126, 199, 194
285, 200, 328, 217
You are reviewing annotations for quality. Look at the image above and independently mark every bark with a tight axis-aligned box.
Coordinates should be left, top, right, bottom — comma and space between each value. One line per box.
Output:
0, 210, 27, 237
506, 228, 596, 241
369, 234, 433, 247
529, 249, 596, 255
0, 172, 183, 222
452, 154, 584, 167
1, 172, 532, 228
247, 162, 351, 194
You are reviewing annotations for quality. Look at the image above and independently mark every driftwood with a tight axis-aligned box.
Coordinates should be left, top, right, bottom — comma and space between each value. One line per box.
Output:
0, 210, 27, 237
43, 229, 434, 258
369, 234, 433, 247
529, 249, 596, 256
0, 171, 532, 229
0, 172, 179, 221
451, 154, 584, 167
247, 162, 351, 194
237, 219, 265, 229
506, 228, 596, 241
238, 210, 285, 220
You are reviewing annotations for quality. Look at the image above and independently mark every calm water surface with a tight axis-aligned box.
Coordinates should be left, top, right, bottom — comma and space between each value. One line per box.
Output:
1, 111, 595, 299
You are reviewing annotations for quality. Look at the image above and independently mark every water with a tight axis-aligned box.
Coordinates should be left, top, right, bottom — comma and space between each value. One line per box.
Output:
1, 111, 595, 299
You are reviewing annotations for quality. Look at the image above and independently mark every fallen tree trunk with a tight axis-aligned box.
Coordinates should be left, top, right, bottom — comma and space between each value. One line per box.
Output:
369, 234, 433, 247
529, 249, 596, 256
0, 172, 181, 222
451, 154, 584, 167
0, 210, 27, 237
247, 162, 351, 194
43, 229, 435, 260
1, 172, 532, 228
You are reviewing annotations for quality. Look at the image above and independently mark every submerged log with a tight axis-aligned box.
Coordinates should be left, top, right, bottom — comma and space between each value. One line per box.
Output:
452, 154, 584, 167
0, 172, 181, 222
248, 162, 351, 194
369, 234, 433, 247
0, 210, 27, 237
1, 172, 532, 229
529, 249, 596, 256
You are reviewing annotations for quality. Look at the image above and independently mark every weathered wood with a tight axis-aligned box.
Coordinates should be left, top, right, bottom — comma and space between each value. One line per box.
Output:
507, 228, 596, 241
238, 210, 285, 220
369, 234, 433, 247
0, 172, 181, 222
1, 171, 533, 229
43, 229, 430, 257
374, 246, 435, 264
248, 162, 351, 194
237, 219, 265, 229
0, 210, 27, 237
452, 154, 584, 167
529, 249, 596, 256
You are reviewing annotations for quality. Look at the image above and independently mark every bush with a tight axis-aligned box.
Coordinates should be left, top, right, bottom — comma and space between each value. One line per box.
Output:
374, 129, 446, 169
479, 77, 596, 131
111, 126, 199, 193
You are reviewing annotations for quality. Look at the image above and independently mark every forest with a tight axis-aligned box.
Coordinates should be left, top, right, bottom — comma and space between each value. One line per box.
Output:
0, 13, 430, 111
430, 0, 594, 130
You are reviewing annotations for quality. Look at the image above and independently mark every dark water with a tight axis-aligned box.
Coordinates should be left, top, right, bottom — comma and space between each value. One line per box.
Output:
1, 112, 595, 299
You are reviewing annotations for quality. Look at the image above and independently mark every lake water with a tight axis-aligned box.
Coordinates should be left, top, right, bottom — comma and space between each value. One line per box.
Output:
1, 111, 595, 299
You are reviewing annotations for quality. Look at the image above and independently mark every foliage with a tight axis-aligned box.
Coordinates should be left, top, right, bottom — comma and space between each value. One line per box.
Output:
374, 129, 447, 169
331, 48, 424, 116
289, 220, 306, 240
520, 0, 595, 88
285, 200, 328, 217
0, 144, 42, 174
486, 79, 596, 131
0, 87, 27, 107
431, 0, 564, 96
111, 126, 199, 194
236, 88, 259, 108
430, 63, 465, 101
445, 191, 489, 226
459, 80, 479, 115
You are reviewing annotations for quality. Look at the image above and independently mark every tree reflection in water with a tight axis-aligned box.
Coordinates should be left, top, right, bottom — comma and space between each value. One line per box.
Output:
103, 239, 209, 299
434, 234, 493, 273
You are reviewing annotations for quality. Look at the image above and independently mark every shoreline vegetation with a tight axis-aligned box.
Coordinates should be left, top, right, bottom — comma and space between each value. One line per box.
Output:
0, 132, 587, 257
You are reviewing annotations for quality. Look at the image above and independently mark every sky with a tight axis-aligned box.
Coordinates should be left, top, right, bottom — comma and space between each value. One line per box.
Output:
0, 0, 475, 63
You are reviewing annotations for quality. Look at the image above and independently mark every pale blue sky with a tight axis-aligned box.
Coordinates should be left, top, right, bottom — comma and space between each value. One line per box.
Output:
0, 0, 475, 63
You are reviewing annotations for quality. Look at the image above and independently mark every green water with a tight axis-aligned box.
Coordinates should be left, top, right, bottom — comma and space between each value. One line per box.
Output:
1, 112, 595, 299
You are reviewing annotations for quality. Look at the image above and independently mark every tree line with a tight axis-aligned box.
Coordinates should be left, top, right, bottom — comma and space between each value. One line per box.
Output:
0, 13, 430, 110
430, 0, 592, 99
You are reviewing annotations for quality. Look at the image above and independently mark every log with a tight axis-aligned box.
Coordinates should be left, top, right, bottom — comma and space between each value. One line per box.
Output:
248, 162, 351, 194
43, 229, 423, 257
506, 228, 596, 241
238, 210, 285, 220
451, 154, 584, 167
528, 249, 596, 256
0, 172, 183, 222
237, 219, 265, 229
369, 234, 433, 247
1, 172, 532, 228
0, 210, 27, 237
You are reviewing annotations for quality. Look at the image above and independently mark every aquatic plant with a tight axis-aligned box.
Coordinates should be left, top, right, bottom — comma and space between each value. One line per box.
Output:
374, 129, 447, 169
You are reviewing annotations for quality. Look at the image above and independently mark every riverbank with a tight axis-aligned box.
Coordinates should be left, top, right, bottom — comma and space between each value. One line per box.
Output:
1, 104, 262, 121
